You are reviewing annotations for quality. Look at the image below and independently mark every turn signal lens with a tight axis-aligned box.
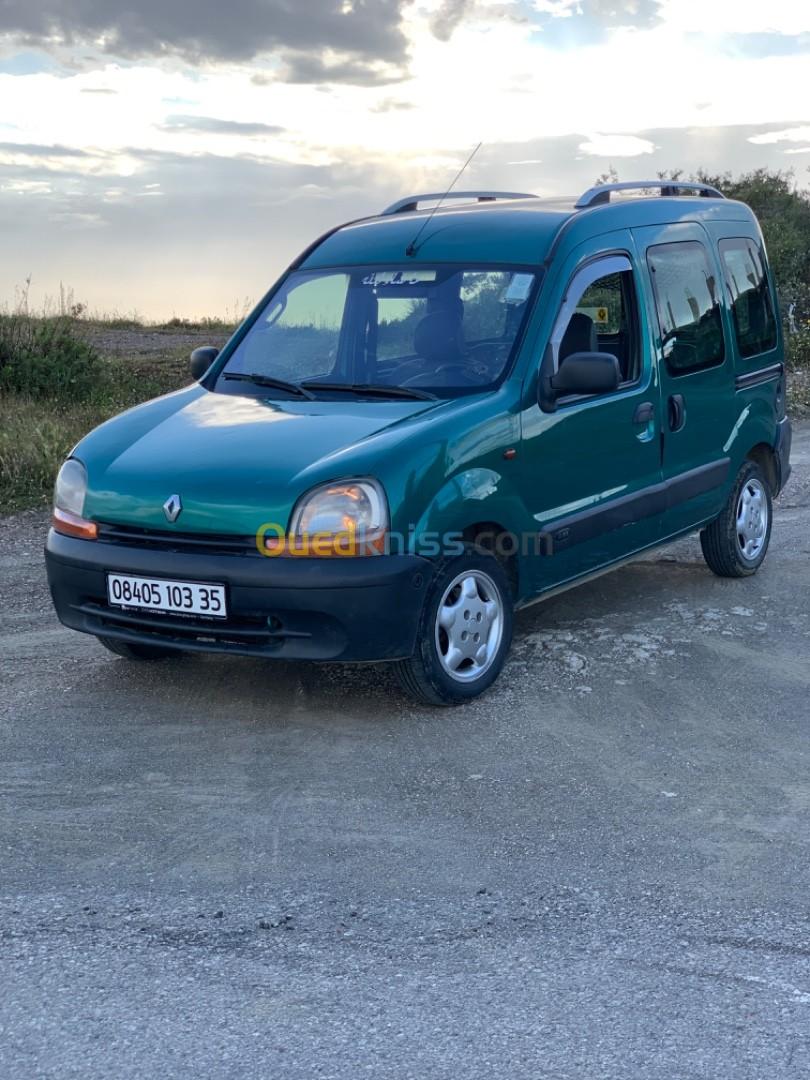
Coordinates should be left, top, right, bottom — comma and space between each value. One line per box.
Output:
52, 507, 98, 540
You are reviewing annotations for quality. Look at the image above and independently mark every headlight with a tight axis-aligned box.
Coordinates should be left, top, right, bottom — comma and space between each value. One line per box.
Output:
52, 458, 97, 540
286, 479, 388, 556
54, 458, 87, 516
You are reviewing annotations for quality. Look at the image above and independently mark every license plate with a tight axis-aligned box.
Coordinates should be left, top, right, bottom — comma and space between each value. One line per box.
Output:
106, 573, 227, 618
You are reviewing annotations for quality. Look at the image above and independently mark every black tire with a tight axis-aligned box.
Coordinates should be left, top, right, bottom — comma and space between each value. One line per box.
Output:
700, 460, 773, 578
96, 635, 176, 661
394, 549, 513, 706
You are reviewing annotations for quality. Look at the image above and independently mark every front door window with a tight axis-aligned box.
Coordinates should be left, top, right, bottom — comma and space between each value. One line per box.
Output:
550, 254, 641, 393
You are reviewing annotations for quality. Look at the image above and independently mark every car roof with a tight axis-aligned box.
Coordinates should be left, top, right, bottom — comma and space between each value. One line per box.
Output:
299, 183, 758, 271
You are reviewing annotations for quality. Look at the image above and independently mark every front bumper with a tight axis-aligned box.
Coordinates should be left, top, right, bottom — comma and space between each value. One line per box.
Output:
775, 416, 792, 494
45, 529, 432, 662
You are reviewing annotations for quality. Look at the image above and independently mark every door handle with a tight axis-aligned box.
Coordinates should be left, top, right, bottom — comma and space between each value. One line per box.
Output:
668, 394, 686, 433
632, 401, 655, 424
632, 400, 656, 443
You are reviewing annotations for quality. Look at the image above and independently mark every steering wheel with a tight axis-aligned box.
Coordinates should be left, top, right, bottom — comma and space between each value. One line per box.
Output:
387, 357, 430, 381
433, 361, 489, 382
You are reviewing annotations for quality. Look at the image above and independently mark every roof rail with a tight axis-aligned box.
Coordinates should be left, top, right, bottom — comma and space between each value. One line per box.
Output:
382, 190, 536, 215
575, 180, 725, 209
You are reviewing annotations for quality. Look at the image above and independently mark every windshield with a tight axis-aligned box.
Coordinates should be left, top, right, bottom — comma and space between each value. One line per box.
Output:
215, 265, 538, 398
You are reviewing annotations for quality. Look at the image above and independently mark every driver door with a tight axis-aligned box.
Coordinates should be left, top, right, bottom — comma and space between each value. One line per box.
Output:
520, 242, 665, 592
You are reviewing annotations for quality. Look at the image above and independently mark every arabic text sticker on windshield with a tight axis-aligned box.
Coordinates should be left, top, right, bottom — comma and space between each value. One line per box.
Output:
362, 270, 438, 287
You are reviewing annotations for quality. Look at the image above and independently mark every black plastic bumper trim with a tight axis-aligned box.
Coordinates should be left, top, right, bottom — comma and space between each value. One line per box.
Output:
71, 601, 306, 640
774, 416, 792, 494
538, 458, 730, 555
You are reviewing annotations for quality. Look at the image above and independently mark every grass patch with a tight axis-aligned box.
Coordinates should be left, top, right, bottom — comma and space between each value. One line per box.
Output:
0, 353, 191, 513
0, 396, 114, 512
0, 306, 234, 512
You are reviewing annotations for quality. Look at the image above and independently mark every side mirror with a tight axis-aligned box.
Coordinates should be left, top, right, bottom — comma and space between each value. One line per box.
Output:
550, 352, 620, 397
190, 346, 219, 381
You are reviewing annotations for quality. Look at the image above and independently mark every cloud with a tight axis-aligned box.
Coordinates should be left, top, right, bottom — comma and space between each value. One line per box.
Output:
279, 51, 407, 86
749, 125, 810, 146
0, 141, 90, 158
0, 145, 390, 315
159, 114, 285, 137
0, 0, 410, 72
430, 0, 472, 42
372, 98, 416, 113
579, 134, 656, 157
80, 86, 116, 94
576, 0, 663, 27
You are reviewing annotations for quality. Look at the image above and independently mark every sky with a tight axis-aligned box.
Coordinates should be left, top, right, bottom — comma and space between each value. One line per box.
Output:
0, 0, 809, 320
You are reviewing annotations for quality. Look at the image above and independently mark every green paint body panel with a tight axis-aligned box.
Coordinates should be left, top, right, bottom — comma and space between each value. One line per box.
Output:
300, 202, 570, 269
71, 193, 788, 610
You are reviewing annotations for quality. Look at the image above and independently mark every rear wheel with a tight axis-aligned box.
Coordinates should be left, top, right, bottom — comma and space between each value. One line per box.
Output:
394, 550, 513, 705
700, 461, 772, 578
96, 635, 176, 661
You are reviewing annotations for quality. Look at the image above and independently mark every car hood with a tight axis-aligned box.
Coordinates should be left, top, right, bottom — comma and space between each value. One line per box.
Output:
78, 385, 441, 535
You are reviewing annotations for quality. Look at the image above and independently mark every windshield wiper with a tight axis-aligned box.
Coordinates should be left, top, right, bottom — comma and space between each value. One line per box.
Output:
301, 382, 437, 401
223, 372, 315, 399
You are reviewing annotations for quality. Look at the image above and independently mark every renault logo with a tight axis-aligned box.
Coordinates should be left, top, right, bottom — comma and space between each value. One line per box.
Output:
163, 494, 182, 523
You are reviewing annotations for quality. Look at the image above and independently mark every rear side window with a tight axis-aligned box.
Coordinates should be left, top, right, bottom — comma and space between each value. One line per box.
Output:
719, 238, 777, 358
647, 241, 725, 375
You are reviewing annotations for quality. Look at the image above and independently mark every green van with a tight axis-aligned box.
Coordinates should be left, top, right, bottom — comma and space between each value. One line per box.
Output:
46, 180, 792, 704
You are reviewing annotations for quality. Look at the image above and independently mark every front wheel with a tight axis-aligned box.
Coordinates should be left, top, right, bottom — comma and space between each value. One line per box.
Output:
394, 551, 513, 705
700, 461, 773, 578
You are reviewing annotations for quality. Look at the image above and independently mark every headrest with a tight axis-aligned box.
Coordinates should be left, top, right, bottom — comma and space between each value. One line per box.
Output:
560, 311, 597, 361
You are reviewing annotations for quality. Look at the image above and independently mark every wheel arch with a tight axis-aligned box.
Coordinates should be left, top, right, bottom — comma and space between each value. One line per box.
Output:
460, 520, 521, 600
406, 467, 531, 600
745, 441, 779, 494
725, 398, 781, 495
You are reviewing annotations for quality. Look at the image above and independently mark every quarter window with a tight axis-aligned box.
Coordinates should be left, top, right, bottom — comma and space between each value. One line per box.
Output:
719, 238, 777, 358
647, 241, 725, 375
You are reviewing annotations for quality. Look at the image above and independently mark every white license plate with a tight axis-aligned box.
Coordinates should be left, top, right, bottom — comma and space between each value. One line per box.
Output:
106, 573, 227, 618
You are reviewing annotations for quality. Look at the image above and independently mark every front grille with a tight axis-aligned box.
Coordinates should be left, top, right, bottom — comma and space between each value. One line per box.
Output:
97, 522, 260, 557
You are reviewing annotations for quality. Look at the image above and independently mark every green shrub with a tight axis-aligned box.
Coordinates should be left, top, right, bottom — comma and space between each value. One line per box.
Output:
787, 328, 810, 370
782, 280, 810, 370
0, 315, 102, 401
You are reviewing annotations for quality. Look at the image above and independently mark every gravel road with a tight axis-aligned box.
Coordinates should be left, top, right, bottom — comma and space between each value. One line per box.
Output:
1, 424, 809, 1079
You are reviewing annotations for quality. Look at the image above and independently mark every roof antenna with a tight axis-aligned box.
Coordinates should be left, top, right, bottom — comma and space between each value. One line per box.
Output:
405, 141, 482, 258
